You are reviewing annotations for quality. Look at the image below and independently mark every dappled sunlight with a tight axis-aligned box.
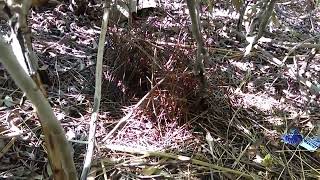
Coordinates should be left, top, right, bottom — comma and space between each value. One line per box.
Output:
232, 92, 281, 112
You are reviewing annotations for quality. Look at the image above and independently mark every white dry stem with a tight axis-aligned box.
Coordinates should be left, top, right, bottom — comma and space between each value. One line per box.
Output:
0, 36, 77, 179
80, 0, 112, 179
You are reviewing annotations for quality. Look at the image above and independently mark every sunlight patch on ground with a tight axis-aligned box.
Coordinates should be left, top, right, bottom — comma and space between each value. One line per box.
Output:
104, 115, 193, 151
264, 117, 284, 126
230, 60, 253, 71
232, 92, 281, 112
211, 8, 238, 19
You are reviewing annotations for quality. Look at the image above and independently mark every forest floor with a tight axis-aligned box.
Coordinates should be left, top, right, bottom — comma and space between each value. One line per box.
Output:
0, 0, 320, 179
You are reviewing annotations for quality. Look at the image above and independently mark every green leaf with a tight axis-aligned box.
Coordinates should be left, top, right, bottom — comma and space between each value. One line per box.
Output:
261, 154, 273, 168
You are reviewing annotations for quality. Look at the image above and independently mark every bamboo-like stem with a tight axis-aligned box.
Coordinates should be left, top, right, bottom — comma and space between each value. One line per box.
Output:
0, 37, 77, 179
255, 0, 277, 42
186, 0, 206, 75
245, 0, 277, 56
186, 0, 208, 94
80, 0, 112, 179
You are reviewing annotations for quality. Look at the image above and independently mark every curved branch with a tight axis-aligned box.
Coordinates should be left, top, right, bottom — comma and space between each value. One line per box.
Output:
0, 36, 77, 180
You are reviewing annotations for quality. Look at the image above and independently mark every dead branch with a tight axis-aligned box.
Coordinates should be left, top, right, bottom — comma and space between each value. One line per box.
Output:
80, 0, 112, 179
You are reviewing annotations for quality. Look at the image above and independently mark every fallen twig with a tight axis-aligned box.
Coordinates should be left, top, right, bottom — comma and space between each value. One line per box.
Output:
103, 144, 256, 179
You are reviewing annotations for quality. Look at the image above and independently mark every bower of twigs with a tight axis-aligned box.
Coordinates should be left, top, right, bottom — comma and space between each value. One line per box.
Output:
1, 0, 320, 179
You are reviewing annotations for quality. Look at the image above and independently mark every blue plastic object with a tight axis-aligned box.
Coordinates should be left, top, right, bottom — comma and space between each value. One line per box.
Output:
281, 128, 320, 151
299, 136, 320, 152
281, 128, 303, 146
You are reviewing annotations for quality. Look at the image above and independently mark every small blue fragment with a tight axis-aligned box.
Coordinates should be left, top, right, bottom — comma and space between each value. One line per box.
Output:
299, 136, 320, 152
281, 128, 303, 146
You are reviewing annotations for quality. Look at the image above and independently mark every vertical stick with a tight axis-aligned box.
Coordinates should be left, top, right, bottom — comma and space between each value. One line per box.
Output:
80, 0, 112, 179
186, 0, 208, 94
